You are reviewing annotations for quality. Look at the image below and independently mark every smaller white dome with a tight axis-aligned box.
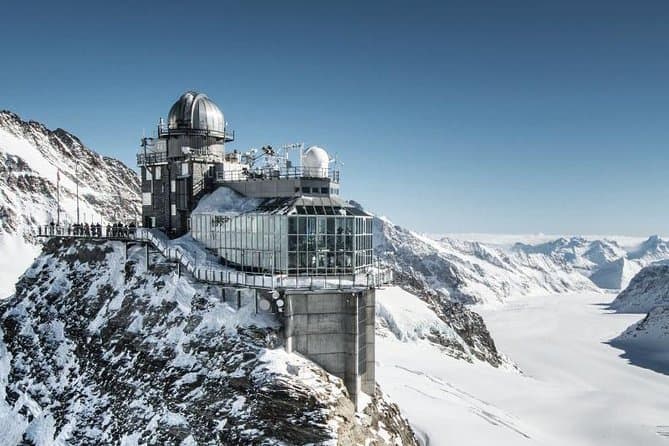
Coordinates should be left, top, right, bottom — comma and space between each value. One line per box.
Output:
302, 146, 330, 177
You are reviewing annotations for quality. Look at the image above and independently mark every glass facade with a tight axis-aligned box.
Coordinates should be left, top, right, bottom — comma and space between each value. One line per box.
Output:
191, 212, 373, 276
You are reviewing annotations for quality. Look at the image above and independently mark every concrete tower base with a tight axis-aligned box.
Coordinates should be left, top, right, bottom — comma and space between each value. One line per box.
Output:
283, 289, 375, 406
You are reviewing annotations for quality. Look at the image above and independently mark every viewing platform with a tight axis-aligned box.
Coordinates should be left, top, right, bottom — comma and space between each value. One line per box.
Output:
157, 123, 235, 142
36, 225, 392, 291
216, 166, 340, 183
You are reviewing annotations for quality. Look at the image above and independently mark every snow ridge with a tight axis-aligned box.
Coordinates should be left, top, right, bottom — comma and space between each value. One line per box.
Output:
374, 214, 669, 304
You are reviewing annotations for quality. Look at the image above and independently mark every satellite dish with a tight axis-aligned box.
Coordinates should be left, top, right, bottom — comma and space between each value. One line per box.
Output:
259, 299, 271, 311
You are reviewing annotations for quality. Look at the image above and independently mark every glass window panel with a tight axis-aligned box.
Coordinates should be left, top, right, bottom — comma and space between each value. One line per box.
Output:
317, 217, 327, 234
335, 217, 346, 234
306, 217, 316, 234
307, 235, 316, 251
289, 217, 297, 234
345, 218, 353, 234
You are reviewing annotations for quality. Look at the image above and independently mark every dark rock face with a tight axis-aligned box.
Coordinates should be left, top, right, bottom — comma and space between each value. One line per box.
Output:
429, 299, 503, 367
0, 239, 417, 445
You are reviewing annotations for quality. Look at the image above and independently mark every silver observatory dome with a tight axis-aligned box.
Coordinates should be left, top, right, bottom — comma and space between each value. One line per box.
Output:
167, 91, 225, 135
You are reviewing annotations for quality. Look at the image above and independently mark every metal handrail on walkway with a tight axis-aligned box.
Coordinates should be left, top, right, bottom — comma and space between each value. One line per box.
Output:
36, 226, 393, 291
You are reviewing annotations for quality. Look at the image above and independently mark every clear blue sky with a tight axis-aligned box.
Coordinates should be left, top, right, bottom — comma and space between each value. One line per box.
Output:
2, 1, 668, 236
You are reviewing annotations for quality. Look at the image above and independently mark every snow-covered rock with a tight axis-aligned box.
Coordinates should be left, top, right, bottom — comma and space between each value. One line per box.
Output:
192, 186, 261, 214
589, 257, 642, 290
614, 306, 669, 348
0, 238, 417, 445
609, 262, 669, 376
611, 263, 669, 313
0, 111, 140, 298
376, 287, 508, 367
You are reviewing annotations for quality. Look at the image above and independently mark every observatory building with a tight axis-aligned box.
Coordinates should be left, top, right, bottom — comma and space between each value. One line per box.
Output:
138, 91, 386, 404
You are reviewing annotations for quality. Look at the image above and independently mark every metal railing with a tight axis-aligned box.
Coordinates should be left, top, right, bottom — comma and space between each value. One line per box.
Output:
157, 124, 235, 142
36, 226, 392, 291
137, 151, 168, 166
216, 166, 340, 183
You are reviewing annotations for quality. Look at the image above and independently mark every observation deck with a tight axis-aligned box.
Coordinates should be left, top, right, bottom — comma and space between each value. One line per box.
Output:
216, 166, 340, 184
157, 123, 235, 142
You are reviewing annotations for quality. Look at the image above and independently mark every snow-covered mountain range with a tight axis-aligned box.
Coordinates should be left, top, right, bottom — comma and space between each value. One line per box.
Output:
0, 111, 140, 297
374, 216, 669, 304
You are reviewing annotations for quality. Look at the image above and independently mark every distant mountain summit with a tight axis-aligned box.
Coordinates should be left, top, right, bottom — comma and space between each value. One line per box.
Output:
0, 110, 140, 297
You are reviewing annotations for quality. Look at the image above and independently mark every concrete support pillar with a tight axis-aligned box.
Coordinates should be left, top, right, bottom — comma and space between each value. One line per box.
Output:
282, 289, 376, 406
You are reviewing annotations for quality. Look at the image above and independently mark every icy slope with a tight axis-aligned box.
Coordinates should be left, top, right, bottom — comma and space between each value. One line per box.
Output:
376, 286, 508, 367
0, 111, 140, 298
611, 263, 669, 313
0, 238, 417, 445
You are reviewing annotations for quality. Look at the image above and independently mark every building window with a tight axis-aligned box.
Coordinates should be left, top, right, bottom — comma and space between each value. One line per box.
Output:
320, 187, 328, 194
154, 166, 161, 180
301, 187, 310, 194
142, 192, 151, 206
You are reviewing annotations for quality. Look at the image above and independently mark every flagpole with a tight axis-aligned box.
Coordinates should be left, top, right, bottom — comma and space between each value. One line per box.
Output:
76, 161, 80, 225
56, 169, 61, 226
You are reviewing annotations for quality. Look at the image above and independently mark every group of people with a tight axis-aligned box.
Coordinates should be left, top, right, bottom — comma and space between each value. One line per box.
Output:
41, 222, 137, 238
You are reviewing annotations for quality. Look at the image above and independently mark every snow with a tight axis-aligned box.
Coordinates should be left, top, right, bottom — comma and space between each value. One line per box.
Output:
611, 263, 669, 313
377, 290, 669, 446
377, 215, 669, 304
0, 231, 40, 298
615, 306, 669, 349
376, 287, 458, 343
435, 233, 657, 250
229, 396, 246, 416
192, 186, 261, 214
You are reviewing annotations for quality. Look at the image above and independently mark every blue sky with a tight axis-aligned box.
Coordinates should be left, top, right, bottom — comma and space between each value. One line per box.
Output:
1, 1, 668, 235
